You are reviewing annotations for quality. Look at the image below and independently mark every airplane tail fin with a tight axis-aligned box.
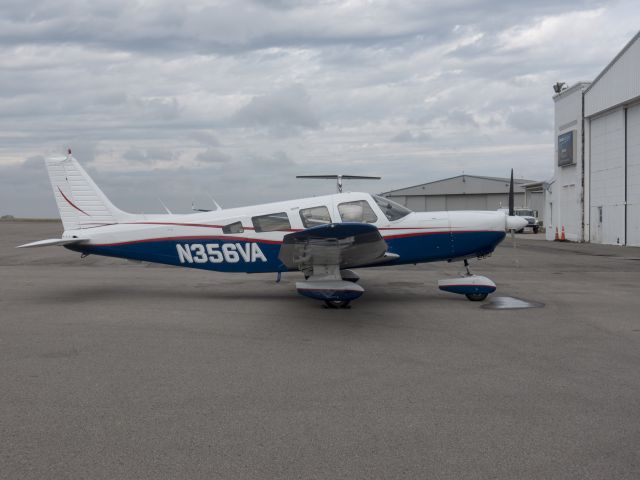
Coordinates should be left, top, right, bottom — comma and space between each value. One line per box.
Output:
45, 155, 131, 230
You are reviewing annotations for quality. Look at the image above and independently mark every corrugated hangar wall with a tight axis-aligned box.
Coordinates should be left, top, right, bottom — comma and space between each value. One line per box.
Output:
384, 176, 532, 213
390, 193, 525, 212
583, 31, 640, 246
589, 109, 626, 244
587, 102, 640, 246
626, 104, 640, 246
527, 192, 545, 222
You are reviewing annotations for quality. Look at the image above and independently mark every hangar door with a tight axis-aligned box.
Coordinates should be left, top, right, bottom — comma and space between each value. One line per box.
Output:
589, 109, 626, 245
405, 196, 426, 211
426, 196, 446, 211
628, 104, 640, 246
445, 195, 488, 211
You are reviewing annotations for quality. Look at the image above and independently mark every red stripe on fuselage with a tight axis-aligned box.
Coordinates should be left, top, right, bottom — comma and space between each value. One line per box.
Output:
382, 229, 494, 240
92, 235, 284, 247
124, 221, 254, 230
58, 187, 90, 216
121, 221, 302, 233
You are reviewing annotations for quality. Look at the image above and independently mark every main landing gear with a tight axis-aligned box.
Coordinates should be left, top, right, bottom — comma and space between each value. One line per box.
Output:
437, 259, 497, 302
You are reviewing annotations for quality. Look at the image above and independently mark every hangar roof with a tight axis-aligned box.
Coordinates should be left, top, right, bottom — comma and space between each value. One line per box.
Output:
382, 174, 537, 197
584, 30, 640, 117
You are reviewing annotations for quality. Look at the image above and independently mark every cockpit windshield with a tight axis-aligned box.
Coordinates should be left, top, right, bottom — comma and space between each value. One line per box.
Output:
371, 194, 412, 221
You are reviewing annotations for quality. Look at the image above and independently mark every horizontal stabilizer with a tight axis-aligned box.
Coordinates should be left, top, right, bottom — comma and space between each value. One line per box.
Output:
16, 238, 88, 249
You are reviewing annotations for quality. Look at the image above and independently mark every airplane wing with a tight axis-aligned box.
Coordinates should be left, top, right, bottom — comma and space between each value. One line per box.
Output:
16, 238, 88, 248
278, 223, 398, 306
278, 223, 395, 270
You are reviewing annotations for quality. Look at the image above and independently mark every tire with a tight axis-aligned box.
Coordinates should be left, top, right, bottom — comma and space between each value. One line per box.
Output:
324, 300, 351, 309
465, 293, 488, 302
533, 226, 539, 234
517, 228, 524, 233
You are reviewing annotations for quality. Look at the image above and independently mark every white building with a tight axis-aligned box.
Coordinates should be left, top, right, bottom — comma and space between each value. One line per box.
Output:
548, 30, 640, 246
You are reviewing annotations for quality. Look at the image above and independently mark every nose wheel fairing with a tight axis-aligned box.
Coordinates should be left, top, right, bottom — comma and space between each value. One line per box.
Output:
438, 274, 496, 301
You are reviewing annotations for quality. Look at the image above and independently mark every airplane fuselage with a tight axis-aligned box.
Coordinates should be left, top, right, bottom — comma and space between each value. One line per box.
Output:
64, 192, 508, 273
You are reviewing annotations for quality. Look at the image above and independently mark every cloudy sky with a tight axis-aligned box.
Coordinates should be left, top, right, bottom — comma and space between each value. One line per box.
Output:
1, 0, 638, 217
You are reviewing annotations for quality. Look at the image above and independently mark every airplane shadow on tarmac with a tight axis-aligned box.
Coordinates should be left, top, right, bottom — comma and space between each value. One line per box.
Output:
30, 282, 461, 308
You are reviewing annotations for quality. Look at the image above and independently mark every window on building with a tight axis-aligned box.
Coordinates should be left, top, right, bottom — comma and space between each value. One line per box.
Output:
222, 221, 244, 234
338, 200, 378, 223
598, 206, 603, 224
371, 194, 412, 221
252, 212, 291, 232
299, 206, 332, 228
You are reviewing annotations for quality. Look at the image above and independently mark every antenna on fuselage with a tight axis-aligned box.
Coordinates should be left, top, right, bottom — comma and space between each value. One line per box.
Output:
157, 198, 173, 215
296, 175, 381, 193
206, 194, 223, 211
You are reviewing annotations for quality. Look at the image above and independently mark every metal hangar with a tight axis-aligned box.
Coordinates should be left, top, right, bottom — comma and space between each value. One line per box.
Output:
381, 174, 537, 213
548, 30, 640, 245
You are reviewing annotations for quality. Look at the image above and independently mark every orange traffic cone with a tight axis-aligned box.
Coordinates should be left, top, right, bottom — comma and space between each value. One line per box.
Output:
555, 227, 559, 241
560, 226, 566, 241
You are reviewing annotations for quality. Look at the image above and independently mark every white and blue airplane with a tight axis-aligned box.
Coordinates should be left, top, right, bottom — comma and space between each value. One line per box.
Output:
18, 155, 527, 308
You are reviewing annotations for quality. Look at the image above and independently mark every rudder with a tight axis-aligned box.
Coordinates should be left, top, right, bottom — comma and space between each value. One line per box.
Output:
45, 155, 130, 230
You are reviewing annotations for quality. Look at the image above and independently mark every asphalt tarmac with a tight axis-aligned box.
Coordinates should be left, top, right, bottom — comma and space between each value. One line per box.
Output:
1, 221, 640, 479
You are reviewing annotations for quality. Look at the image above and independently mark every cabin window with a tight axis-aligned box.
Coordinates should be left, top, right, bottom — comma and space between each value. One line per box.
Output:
338, 200, 378, 223
299, 206, 332, 228
371, 194, 412, 221
222, 221, 244, 234
252, 212, 291, 232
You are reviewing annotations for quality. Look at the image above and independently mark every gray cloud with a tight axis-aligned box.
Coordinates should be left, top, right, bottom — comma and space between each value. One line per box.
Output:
188, 131, 220, 147
230, 84, 319, 135
194, 148, 231, 164
447, 109, 478, 127
390, 130, 432, 143
122, 147, 178, 164
508, 107, 553, 133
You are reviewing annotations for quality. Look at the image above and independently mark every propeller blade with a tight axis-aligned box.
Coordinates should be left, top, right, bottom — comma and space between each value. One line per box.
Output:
297, 174, 381, 193
508, 168, 514, 217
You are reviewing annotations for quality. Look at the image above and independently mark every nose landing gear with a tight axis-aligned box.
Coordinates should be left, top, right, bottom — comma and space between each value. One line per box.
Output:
438, 259, 496, 301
